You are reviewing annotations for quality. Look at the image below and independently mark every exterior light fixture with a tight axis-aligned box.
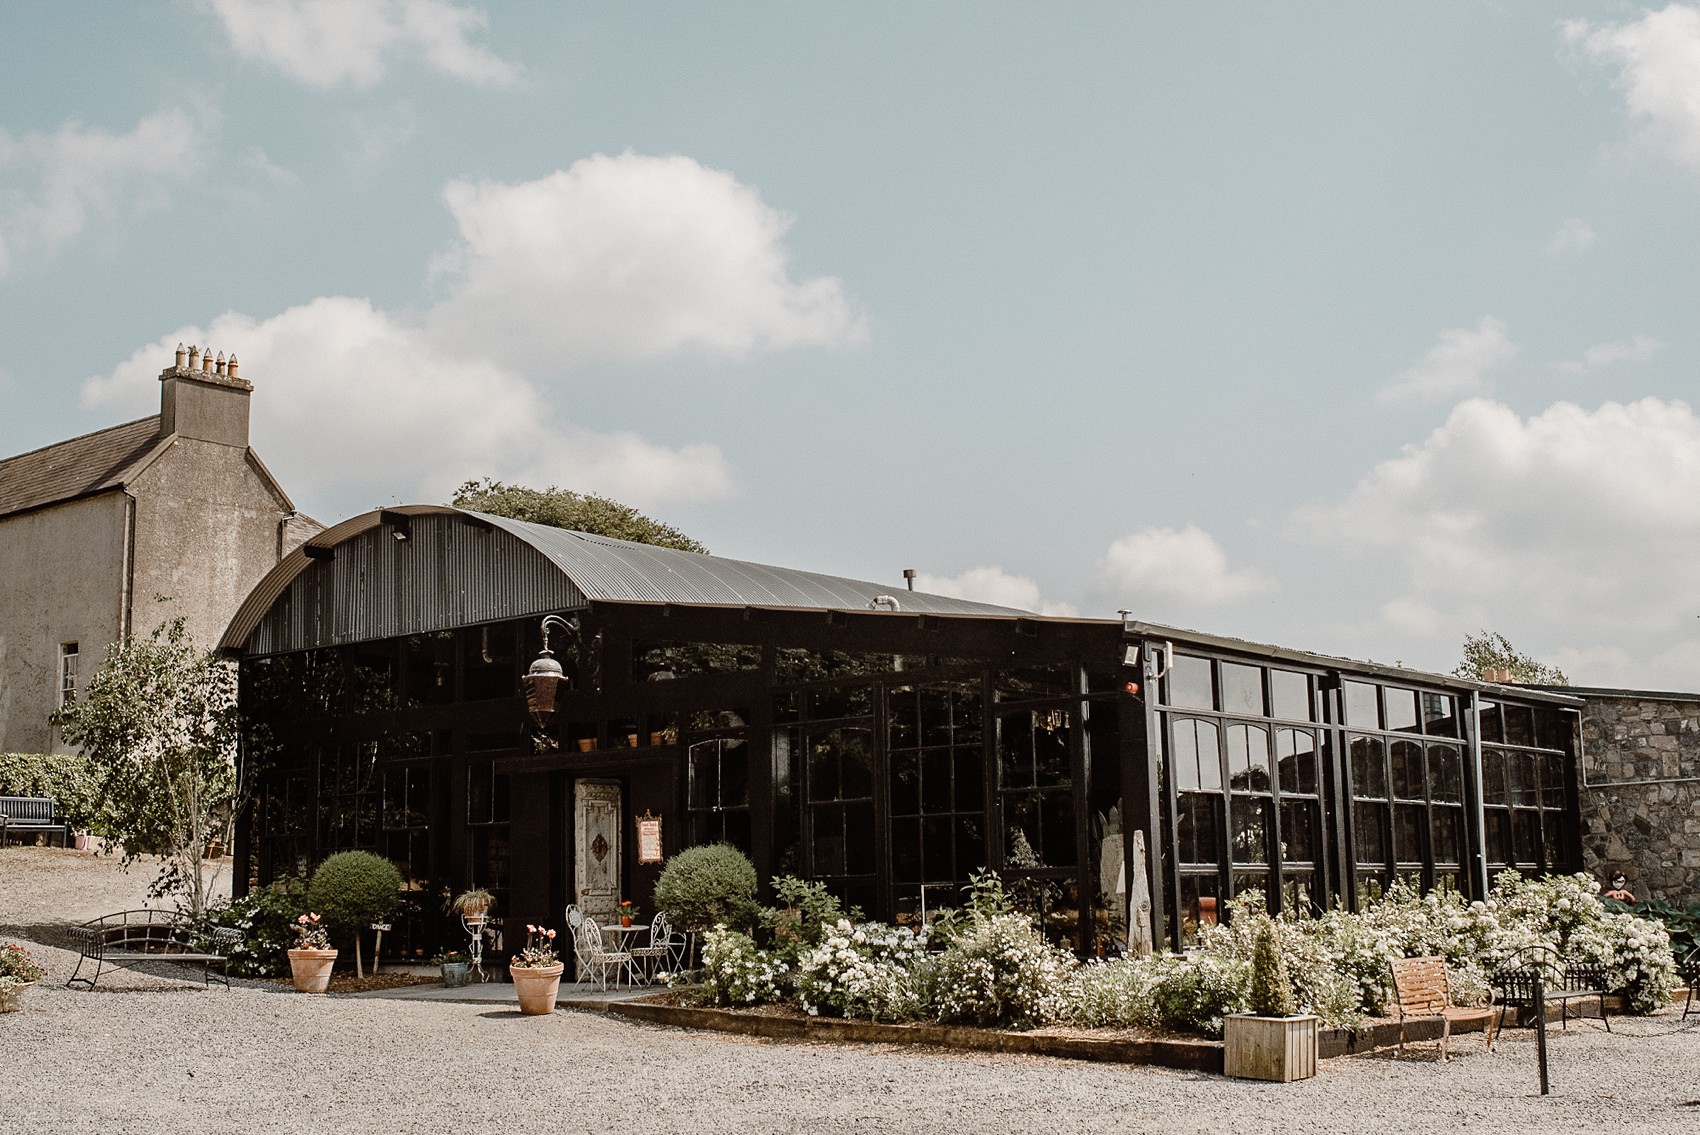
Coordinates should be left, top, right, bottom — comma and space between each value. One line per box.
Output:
521, 614, 601, 731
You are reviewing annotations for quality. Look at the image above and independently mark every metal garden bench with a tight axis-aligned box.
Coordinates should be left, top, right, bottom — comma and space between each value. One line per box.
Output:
65, 910, 240, 990
1489, 944, 1611, 1043
0, 796, 72, 847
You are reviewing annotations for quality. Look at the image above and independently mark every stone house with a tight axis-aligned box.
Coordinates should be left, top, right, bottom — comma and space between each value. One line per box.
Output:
0, 345, 319, 754
1566, 686, 1700, 903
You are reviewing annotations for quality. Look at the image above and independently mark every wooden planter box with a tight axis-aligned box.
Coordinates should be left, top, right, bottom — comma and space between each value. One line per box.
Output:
1223, 1013, 1318, 1082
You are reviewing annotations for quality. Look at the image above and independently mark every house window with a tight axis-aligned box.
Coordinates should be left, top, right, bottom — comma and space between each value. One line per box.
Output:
58, 642, 78, 707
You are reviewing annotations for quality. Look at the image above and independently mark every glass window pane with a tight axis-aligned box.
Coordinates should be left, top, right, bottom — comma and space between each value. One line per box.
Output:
890, 750, 919, 815
1543, 811, 1565, 869
1485, 810, 1513, 866
1512, 751, 1538, 806
1423, 693, 1458, 737
1394, 804, 1425, 864
1277, 729, 1318, 796
1384, 688, 1420, 733
1220, 662, 1265, 717
999, 715, 1035, 789
1482, 748, 1509, 805
1353, 801, 1387, 866
1390, 739, 1425, 801
1178, 874, 1219, 947
1280, 798, 1317, 865
1350, 735, 1387, 799
1166, 655, 1213, 710
1344, 681, 1380, 729
1270, 669, 1312, 722
1429, 745, 1463, 803
1504, 706, 1534, 747
1226, 724, 1270, 793
1231, 796, 1268, 864
1479, 702, 1505, 745
954, 749, 984, 812
1513, 810, 1541, 865
1539, 753, 1565, 809
1176, 793, 1222, 865
1432, 806, 1464, 865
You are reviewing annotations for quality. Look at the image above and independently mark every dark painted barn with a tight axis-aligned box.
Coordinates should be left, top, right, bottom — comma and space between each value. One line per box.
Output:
224, 505, 1586, 963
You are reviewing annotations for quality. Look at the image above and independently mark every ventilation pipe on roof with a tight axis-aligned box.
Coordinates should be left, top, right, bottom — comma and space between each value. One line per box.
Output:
869, 595, 901, 612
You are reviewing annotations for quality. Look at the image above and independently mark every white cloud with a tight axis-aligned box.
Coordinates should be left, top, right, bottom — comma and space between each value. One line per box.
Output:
1565, 5, 1700, 172
1297, 396, 1700, 684
1546, 217, 1596, 256
425, 152, 866, 369
208, 0, 516, 88
80, 297, 733, 510
1097, 525, 1273, 606
0, 108, 204, 275
1560, 334, 1663, 373
1377, 317, 1518, 405
911, 566, 1078, 617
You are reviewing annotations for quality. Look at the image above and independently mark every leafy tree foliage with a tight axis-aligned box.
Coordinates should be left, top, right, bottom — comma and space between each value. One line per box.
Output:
1452, 630, 1569, 685
51, 616, 243, 915
451, 478, 707, 553
0, 752, 103, 831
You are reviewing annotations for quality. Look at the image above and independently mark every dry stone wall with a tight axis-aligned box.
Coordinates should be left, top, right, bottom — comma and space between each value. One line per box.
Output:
1577, 691, 1700, 903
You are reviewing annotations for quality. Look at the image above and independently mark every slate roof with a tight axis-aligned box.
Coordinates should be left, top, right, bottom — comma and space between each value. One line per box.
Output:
0, 416, 167, 519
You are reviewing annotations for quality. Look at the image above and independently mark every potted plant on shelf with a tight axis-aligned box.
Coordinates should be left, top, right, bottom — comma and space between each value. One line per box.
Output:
433, 950, 472, 988
1223, 918, 1318, 1082
618, 900, 638, 928
510, 924, 563, 1015
0, 942, 44, 1013
451, 888, 495, 926
286, 913, 338, 994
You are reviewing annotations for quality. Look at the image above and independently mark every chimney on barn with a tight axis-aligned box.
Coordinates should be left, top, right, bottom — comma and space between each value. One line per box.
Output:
159, 343, 254, 448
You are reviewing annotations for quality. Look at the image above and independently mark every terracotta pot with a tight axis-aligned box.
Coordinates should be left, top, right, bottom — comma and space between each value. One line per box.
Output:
620, 916, 633, 928
510, 963, 564, 1015
287, 948, 338, 994
0, 981, 36, 1013
577, 738, 596, 753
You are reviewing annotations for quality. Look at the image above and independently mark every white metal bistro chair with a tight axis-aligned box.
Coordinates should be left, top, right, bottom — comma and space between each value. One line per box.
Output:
575, 916, 632, 992
627, 911, 675, 983
564, 904, 587, 979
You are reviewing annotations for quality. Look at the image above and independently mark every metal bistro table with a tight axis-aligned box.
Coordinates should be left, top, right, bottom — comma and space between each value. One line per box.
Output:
600, 922, 652, 986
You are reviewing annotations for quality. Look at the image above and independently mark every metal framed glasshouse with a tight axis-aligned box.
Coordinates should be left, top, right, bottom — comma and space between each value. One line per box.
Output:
223, 505, 1585, 962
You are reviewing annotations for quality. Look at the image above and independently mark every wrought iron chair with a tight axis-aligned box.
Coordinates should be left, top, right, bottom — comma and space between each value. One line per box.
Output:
1680, 947, 1700, 1020
564, 904, 586, 979
575, 916, 632, 992
627, 911, 679, 983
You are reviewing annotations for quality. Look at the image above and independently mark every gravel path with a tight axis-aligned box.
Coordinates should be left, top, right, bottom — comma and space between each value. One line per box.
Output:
4, 849, 1699, 1134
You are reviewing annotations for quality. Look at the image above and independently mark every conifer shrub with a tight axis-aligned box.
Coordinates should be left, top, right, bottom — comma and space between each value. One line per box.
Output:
1247, 918, 1297, 1017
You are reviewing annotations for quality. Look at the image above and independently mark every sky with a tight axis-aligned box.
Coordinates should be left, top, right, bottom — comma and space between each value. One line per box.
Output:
2, 1, 1698, 689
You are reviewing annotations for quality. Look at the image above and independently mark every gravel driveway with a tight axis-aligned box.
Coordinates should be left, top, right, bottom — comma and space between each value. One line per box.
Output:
4, 848, 1698, 1134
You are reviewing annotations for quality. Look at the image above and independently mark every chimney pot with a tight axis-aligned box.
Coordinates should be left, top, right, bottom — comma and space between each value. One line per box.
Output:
187, 345, 200, 369
227, 353, 239, 379
215, 351, 226, 375
202, 348, 215, 373
175, 342, 187, 368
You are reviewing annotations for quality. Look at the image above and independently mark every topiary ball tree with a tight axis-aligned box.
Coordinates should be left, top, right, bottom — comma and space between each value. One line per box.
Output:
1247, 917, 1297, 1017
653, 843, 759, 931
306, 851, 403, 941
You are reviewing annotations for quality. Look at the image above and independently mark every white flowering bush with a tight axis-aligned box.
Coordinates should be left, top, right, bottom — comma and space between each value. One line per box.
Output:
795, 919, 929, 1021
689, 926, 789, 1005
1063, 955, 1166, 1028
188, 880, 304, 977
930, 911, 1077, 1029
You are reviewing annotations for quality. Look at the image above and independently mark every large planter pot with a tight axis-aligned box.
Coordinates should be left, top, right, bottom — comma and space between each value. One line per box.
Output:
510, 963, 564, 1015
287, 948, 338, 994
1223, 1013, 1319, 1082
0, 981, 36, 1013
441, 961, 472, 988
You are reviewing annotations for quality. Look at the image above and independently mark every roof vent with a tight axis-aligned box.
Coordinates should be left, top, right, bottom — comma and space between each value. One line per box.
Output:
869, 595, 901, 612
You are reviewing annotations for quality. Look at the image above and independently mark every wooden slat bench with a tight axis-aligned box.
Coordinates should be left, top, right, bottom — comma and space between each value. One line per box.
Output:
0, 796, 72, 847
1390, 955, 1496, 1060
66, 910, 240, 990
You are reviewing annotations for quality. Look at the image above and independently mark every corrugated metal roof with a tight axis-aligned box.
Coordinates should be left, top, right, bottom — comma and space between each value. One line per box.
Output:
474, 513, 1023, 616
0, 416, 166, 518
222, 506, 1027, 653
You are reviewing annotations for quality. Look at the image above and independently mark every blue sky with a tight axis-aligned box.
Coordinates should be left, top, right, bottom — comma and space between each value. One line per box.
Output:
3, 2, 1699, 687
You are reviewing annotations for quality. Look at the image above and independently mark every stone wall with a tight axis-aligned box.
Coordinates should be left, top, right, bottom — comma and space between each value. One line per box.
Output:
1576, 690, 1700, 904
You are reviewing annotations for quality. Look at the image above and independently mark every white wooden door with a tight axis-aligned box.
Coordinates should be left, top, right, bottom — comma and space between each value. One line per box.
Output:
574, 779, 622, 922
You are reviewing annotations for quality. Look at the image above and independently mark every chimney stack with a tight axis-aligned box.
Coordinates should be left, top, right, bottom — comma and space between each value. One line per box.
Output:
158, 343, 254, 448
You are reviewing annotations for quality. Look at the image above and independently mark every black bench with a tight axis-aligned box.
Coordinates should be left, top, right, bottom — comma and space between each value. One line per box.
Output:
66, 910, 241, 990
1489, 944, 1611, 1042
0, 796, 72, 847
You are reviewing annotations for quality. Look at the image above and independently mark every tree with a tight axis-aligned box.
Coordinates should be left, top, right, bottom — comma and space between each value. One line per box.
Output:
52, 615, 244, 915
1452, 630, 1568, 686
451, 478, 707, 553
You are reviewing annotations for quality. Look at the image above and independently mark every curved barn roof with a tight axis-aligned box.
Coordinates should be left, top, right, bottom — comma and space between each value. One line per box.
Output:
220, 505, 1028, 653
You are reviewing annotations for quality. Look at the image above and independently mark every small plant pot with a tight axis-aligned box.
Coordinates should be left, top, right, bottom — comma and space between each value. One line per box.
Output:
0, 981, 36, 1013
440, 961, 472, 988
1223, 1013, 1318, 1082
577, 739, 596, 753
287, 948, 338, 994
620, 916, 633, 928
72, 832, 89, 851
510, 963, 564, 1015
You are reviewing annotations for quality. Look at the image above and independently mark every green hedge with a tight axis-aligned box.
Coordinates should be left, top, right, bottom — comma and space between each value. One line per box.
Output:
0, 753, 104, 831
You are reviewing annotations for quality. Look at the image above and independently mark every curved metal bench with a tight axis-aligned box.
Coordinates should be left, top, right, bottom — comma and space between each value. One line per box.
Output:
65, 910, 240, 990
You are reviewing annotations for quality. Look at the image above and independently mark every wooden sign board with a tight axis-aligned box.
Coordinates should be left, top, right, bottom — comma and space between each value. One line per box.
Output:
636, 813, 663, 864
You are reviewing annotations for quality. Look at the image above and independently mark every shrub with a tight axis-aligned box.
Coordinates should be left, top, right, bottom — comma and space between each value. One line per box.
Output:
686, 926, 788, 1005
1062, 955, 1166, 1028
762, 875, 857, 966
0, 943, 44, 983
795, 919, 929, 1021
189, 878, 306, 977
1148, 952, 1249, 1038
1247, 919, 1296, 1016
305, 851, 402, 939
0, 752, 104, 832
654, 844, 759, 932
929, 911, 1076, 1029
